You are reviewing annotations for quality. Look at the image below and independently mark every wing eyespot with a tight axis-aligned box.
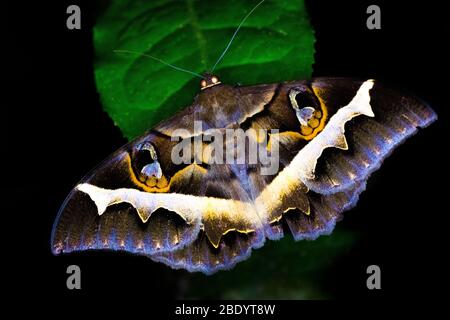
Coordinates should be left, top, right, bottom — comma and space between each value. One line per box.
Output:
288, 87, 327, 140
131, 142, 169, 190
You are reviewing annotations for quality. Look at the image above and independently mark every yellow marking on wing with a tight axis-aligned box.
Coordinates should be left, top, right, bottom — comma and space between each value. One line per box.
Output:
268, 203, 311, 224
300, 125, 313, 135
125, 153, 207, 193
308, 117, 320, 129
207, 227, 256, 249
202, 200, 258, 248
267, 89, 329, 151
298, 88, 329, 140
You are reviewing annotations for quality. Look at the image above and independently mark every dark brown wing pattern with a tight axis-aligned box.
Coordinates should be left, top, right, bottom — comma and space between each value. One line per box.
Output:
51, 78, 436, 273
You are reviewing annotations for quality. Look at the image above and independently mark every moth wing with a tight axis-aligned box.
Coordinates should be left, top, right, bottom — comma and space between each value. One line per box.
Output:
274, 182, 367, 241
242, 78, 436, 242
51, 133, 266, 273
50, 134, 205, 256
305, 78, 437, 194
152, 228, 265, 275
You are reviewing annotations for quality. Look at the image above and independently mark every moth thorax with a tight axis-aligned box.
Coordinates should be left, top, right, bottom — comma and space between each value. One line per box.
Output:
200, 73, 221, 90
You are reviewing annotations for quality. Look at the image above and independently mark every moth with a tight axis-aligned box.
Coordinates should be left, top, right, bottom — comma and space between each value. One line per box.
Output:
51, 3, 437, 275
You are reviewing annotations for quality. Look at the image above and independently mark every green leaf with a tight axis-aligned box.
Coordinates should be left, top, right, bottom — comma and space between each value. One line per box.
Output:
94, 0, 315, 139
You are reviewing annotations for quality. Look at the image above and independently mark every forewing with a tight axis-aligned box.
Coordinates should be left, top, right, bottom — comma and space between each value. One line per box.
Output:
304, 78, 437, 194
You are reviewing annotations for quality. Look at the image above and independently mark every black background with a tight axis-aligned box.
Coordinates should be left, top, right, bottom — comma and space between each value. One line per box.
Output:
8, 0, 448, 304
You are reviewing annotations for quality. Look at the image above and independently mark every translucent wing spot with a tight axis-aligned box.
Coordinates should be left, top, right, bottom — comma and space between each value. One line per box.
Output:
132, 142, 168, 188
289, 87, 326, 140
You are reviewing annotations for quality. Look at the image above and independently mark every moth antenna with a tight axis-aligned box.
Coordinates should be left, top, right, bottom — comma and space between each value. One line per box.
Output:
114, 49, 205, 79
210, 0, 265, 73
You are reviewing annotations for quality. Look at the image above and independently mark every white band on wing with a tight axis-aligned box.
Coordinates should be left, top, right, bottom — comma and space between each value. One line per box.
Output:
77, 80, 375, 228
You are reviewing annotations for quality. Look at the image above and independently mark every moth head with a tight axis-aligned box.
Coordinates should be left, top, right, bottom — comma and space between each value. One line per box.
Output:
200, 73, 221, 90
289, 86, 324, 137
